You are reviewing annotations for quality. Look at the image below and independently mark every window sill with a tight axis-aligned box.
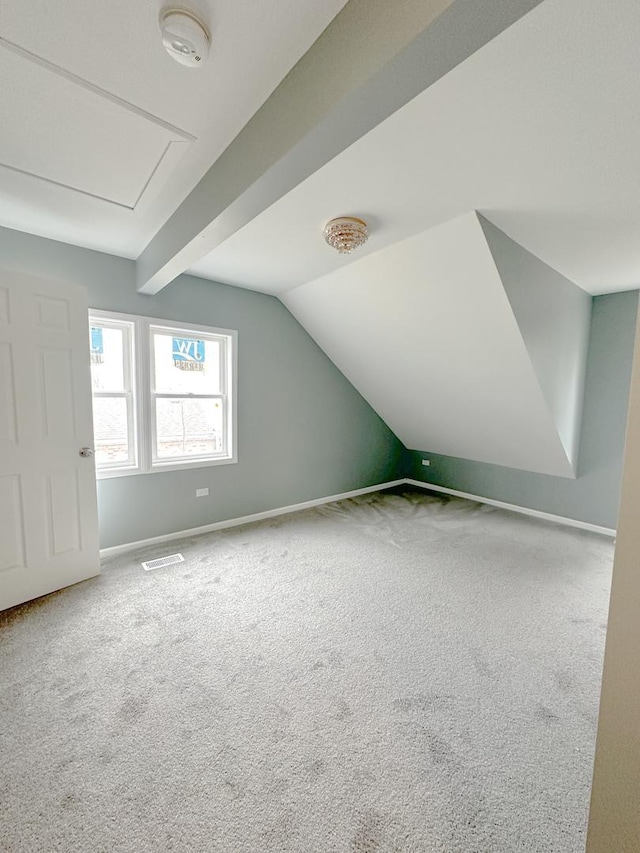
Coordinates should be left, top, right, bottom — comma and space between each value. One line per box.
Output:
96, 455, 237, 479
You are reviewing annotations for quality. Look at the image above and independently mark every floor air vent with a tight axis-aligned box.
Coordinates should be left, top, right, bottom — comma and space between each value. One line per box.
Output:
141, 553, 185, 572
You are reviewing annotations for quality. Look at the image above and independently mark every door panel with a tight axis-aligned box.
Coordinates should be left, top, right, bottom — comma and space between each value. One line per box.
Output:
37, 347, 76, 439
0, 287, 9, 323
0, 474, 26, 572
0, 268, 99, 610
33, 293, 71, 331
0, 342, 17, 442
46, 469, 82, 556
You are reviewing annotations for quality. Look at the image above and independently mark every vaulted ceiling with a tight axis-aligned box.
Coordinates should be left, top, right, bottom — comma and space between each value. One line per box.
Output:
2, 0, 639, 475
187, 0, 640, 298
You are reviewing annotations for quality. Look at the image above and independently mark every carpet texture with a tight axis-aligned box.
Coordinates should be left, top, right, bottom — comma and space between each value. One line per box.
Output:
0, 489, 613, 852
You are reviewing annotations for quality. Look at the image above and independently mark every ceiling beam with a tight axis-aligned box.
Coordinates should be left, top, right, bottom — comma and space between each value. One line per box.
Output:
136, 0, 546, 295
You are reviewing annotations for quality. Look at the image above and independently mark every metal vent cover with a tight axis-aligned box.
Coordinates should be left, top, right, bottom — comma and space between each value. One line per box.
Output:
141, 553, 185, 571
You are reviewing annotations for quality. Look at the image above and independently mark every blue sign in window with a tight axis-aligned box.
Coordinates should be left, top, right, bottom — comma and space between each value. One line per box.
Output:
172, 337, 205, 363
90, 327, 104, 355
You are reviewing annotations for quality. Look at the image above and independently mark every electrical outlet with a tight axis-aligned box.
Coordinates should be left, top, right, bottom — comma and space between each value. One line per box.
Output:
421, 459, 431, 467
196, 488, 209, 497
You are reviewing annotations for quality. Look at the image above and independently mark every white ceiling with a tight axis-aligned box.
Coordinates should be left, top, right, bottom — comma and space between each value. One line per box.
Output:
190, 0, 640, 296
0, 0, 347, 257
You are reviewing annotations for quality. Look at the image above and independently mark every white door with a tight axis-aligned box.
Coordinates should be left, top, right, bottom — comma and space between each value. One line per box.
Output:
0, 268, 100, 611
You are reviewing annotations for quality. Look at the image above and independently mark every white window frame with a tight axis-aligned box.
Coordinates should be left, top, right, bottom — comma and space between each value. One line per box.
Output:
89, 315, 138, 475
89, 310, 237, 479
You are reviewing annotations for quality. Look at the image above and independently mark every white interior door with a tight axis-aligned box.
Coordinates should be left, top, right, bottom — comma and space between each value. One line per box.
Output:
0, 268, 100, 611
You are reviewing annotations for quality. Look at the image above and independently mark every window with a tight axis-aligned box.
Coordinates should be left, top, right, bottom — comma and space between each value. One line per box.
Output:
90, 317, 136, 472
89, 311, 236, 477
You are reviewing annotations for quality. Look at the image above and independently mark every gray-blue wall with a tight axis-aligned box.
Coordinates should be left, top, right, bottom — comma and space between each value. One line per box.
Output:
0, 227, 404, 548
406, 290, 638, 529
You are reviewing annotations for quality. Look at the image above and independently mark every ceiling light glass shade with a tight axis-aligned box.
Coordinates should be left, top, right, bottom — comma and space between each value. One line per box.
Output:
323, 217, 369, 254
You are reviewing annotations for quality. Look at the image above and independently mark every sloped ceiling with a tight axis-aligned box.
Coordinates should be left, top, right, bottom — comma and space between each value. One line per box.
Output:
283, 213, 591, 478
188, 0, 640, 297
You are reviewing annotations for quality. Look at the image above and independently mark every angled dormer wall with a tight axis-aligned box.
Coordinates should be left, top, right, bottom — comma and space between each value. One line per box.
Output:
284, 212, 591, 480
479, 215, 592, 472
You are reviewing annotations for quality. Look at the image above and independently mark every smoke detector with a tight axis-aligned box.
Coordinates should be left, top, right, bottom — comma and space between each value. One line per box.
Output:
160, 9, 211, 68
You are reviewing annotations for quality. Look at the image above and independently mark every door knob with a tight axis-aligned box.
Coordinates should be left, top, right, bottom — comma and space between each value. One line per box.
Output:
79, 447, 95, 458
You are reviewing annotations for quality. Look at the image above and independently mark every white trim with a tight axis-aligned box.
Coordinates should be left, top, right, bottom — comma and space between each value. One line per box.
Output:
90, 315, 139, 474
89, 309, 237, 477
99, 479, 407, 558
0, 144, 179, 212
99, 476, 616, 558
405, 479, 616, 538
0, 37, 195, 141
0, 39, 194, 212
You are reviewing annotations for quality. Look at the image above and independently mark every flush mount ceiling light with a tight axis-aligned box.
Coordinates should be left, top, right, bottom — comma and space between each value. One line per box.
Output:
323, 217, 369, 254
160, 9, 211, 68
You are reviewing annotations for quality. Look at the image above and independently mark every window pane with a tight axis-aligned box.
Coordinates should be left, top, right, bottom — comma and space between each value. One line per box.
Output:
90, 326, 126, 392
153, 332, 221, 394
92, 397, 131, 465
155, 398, 223, 459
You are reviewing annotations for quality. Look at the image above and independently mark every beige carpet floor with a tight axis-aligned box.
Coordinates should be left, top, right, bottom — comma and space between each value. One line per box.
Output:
0, 488, 613, 852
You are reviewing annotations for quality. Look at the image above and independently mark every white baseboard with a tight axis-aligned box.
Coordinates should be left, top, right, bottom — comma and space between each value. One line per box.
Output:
100, 476, 615, 558
99, 479, 407, 558
405, 479, 616, 538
